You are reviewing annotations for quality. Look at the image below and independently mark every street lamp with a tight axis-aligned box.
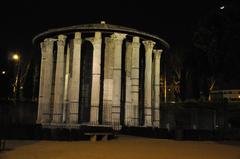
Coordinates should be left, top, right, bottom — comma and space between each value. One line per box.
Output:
12, 54, 20, 61
1, 71, 6, 75
12, 53, 21, 101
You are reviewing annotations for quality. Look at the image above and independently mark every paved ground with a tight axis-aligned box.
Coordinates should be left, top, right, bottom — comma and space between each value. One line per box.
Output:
0, 135, 240, 159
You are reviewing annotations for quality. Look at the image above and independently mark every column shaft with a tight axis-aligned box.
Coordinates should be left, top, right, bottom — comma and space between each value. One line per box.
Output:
63, 44, 70, 123
37, 38, 54, 123
131, 37, 140, 126
89, 32, 102, 124
111, 33, 126, 127
143, 40, 155, 126
125, 42, 132, 126
52, 35, 67, 123
153, 49, 162, 127
68, 32, 81, 123
103, 37, 114, 124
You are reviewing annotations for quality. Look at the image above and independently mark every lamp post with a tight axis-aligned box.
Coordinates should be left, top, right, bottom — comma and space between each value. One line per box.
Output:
12, 53, 20, 101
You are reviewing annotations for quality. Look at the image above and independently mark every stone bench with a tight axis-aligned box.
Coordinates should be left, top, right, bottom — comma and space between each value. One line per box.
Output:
84, 132, 114, 142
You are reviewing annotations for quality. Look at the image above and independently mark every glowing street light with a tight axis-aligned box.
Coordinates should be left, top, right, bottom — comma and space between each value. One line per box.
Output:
12, 54, 20, 61
1, 71, 6, 75
11, 53, 21, 101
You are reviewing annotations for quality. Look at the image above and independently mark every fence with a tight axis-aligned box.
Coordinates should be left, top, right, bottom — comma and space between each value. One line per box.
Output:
1, 100, 240, 130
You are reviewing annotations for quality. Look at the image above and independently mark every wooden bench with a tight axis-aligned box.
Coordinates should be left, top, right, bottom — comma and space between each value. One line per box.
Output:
84, 132, 114, 142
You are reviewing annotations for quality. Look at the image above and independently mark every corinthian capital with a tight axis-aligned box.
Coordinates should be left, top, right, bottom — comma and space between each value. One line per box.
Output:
153, 49, 163, 59
57, 34, 67, 46
111, 33, 127, 41
43, 38, 56, 46
41, 38, 55, 54
132, 36, 140, 48
142, 40, 156, 50
74, 32, 81, 39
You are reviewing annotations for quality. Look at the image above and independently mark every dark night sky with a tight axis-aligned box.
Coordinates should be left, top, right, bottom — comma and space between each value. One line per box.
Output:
0, 0, 231, 62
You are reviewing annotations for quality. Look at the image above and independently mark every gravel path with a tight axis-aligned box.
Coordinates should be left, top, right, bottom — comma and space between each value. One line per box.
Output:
0, 135, 240, 159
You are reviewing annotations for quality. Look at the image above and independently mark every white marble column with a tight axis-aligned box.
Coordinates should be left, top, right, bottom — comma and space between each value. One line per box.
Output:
52, 35, 67, 123
124, 42, 132, 126
68, 32, 81, 123
153, 49, 163, 127
131, 37, 140, 126
37, 38, 55, 123
111, 33, 126, 127
143, 40, 155, 126
87, 32, 102, 124
103, 37, 114, 125
63, 43, 70, 123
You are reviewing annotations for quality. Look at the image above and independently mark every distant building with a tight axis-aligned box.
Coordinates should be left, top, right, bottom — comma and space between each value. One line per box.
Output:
210, 89, 240, 102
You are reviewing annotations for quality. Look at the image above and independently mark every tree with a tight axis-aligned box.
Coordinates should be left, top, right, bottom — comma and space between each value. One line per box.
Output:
192, 3, 240, 99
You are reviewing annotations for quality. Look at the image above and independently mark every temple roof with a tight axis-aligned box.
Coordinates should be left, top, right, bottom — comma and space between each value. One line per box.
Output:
32, 22, 170, 48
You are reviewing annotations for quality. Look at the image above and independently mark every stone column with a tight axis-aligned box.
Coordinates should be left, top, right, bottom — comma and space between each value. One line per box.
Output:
111, 33, 126, 127
153, 49, 163, 127
87, 32, 102, 124
52, 35, 67, 123
143, 40, 155, 126
68, 32, 81, 123
63, 44, 70, 123
124, 42, 132, 126
103, 37, 114, 125
37, 38, 55, 123
131, 37, 140, 126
